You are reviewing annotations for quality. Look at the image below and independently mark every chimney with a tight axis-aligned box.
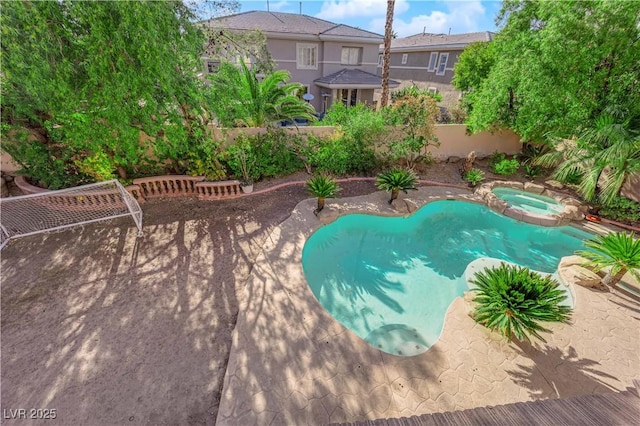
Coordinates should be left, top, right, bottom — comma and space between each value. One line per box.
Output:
423, 26, 426, 35
448, 27, 451, 35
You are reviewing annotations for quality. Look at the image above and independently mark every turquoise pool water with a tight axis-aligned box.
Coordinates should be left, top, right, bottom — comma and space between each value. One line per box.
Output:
302, 200, 592, 356
493, 187, 564, 216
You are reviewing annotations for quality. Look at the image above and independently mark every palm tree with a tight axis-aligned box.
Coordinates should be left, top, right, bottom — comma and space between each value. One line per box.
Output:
471, 264, 572, 343
379, 0, 395, 108
576, 232, 640, 287
209, 59, 317, 127
535, 110, 640, 205
376, 168, 418, 204
306, 175, 341, 214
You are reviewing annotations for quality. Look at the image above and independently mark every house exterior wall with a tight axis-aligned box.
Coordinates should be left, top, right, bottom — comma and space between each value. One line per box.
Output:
378, 49, 463, 108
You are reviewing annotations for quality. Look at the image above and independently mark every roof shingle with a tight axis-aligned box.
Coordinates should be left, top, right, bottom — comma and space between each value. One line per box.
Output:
389, 31, 494, 49
205, 11, 383, 41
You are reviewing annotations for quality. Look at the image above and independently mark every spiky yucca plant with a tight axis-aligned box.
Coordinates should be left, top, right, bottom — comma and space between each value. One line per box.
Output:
471, 264, 572, 343
376, 168, 418, 204
576, 232, 640, 287
306, 175, 341, 214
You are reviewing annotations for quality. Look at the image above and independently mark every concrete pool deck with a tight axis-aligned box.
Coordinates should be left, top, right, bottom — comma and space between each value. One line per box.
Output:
216, 187, 640, 425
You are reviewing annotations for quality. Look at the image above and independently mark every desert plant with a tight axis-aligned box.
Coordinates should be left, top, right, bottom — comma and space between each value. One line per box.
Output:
523, 163, 542, 180
225, 134, 257, 184
464, 168, 485, 187
598, 196, 640, 223
376, 168, 418, 204
306, 175, 341, 214
471, 264, 572, 343
493, 158, 520, 176
576, 232, 640, 287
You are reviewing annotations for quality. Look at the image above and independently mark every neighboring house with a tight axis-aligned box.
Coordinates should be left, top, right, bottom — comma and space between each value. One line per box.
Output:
203, 11, 399, 113
378, 31, 494, 107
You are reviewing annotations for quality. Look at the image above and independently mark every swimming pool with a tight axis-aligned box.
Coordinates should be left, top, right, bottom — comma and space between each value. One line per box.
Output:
302, 200, 592, 356
492, 187, 564, 216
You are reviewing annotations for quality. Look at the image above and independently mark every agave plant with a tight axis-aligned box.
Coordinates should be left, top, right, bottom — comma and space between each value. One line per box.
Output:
376, 168, 418, 204
471, 264, 572, 343
576, 232, 640, 287
306, 175, 341, 214
463, 168, 485, 187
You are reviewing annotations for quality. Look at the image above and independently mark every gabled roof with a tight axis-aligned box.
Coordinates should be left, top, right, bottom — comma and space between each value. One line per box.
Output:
314, 69, 399, 89
204, 11, 383, 42
387, 31, 494, 51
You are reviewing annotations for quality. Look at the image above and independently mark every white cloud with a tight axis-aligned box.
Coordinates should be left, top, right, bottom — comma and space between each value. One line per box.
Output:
269, 1, 291, 12
316, 0, 410, 20
369, 1, 486, 38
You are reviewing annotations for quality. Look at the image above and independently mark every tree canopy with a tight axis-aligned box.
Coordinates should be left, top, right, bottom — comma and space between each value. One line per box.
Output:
455, 0, 640, 142
1, 0, 235, 188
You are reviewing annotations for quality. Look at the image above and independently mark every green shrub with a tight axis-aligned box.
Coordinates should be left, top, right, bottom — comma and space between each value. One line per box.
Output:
187, 138, 226, 181
464, 168, 485, 186
471, 264, 572, 343
493, 158, 520, 175
249, 130, 304, 178
489, 151, 506, 168
391, 86, 442, 103
598, 196, 640, 223
306, 174, 341, 213
303, 133, 379, 175
576, 232, 640, 286
376, 168, 418, 204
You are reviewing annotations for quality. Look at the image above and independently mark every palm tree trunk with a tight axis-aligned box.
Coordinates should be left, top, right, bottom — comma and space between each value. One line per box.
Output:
389, 189, 399, 204
380, 0, 395, 109
317, 197, 325, 213
602, 268, 627, 287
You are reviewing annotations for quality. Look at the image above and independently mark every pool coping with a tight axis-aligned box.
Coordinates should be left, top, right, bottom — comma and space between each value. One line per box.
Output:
215, 186, 640, 425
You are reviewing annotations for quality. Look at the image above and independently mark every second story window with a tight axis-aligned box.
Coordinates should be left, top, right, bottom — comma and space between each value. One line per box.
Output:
341, 47, 362, 65
297, 43, 318, 69
436, 52, 449, 75
378, 54, 382, 66
401, 53, 408, 64
427, 52, 438, 71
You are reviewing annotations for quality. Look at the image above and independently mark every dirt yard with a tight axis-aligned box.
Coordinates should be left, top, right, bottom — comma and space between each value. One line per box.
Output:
0, 178, 377, 425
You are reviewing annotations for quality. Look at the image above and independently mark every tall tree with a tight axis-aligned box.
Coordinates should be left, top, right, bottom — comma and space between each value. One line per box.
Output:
1, 0, 236, 188
380, 0, 395, 108
207, 60, 316, 127
459, 0, 640, 142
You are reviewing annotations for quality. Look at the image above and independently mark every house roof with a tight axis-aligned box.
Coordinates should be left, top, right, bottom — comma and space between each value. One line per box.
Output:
314, 69, 399, 89
386, 31, 494, 51
204, 11, 383, 42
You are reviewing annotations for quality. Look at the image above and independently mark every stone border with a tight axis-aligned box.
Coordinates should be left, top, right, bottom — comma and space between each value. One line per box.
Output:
475, 181, 588, 226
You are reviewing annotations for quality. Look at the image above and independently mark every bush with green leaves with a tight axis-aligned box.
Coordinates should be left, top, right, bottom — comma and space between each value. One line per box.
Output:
464, 168, 485, 186
186, 138, 226, 181
306, 174, 341, 214
471, 264, 572, 343
224, 134, 259, 183
376, 168, 418, 204
391, 86, 442, 103
248, 130, 304, 179
493, 158, 520, 176
598, 196, 640, 223
576, 232, 640, 287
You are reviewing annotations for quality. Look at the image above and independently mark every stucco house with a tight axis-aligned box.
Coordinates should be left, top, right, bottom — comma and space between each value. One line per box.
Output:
378, 31, 494, 107
203, 11, 398, 113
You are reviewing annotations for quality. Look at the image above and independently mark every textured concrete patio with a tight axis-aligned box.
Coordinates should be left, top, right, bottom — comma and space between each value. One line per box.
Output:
216, 187, 640, 425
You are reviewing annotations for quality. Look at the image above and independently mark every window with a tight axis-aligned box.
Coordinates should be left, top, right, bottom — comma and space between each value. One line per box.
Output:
297, 43, 318, 69
436, 52, 449, 75
341, 47, 362, 65
427, 52, 438, 71
401, 53, 408, 64
378, 54, 383, 66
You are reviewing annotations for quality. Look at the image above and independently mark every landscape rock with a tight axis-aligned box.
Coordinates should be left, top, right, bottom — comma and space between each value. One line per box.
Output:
499, 181, 524, 190
447, 156, 461, 163
558, 255, 589, 269
546, 180, 564, 190
558, 265, 601, 288
487, 196, 508, 214
564, 205, 584, 220
524, 182, 544, 194
403, 199, 419, 214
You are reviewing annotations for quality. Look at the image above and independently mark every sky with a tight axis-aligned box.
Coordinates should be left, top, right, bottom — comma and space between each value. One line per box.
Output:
235, 1, 502, 37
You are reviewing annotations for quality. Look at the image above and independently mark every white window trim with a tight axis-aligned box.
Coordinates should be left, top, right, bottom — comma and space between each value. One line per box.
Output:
377, 54, 383, 67
401, 53, 408, 65
296, 43, 318, 70
427, 52, 438, 72
436, 52, 449, 75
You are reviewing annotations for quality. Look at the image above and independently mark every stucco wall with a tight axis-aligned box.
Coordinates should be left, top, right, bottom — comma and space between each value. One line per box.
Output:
621, 173, 640, 203
431, 125, 521, 159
